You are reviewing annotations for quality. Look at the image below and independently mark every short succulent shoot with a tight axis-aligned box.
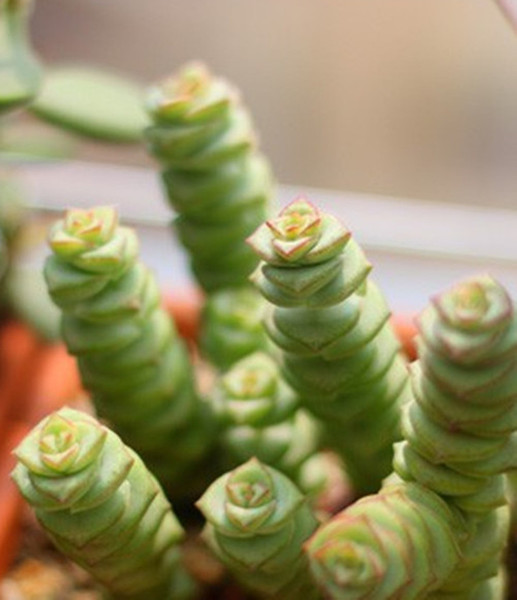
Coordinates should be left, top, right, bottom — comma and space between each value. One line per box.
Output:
197, 458, 321, 599
12, 407, 194, 600
305, 483, 463, 600
212, 351, 325, 494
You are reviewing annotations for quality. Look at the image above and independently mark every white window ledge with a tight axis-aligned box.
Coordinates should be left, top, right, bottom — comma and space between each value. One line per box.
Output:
17, 161, 517, 313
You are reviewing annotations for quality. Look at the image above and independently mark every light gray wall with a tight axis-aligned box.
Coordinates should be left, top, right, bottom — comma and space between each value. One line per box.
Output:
31, 1, 517, 207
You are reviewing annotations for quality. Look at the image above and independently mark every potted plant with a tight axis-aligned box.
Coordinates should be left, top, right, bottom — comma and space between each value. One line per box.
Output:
0, 57, 515, 600
3, 1, 517, 596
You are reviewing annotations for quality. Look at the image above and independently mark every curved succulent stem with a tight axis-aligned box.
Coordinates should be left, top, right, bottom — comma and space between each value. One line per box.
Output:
200, 286, 270, 370
0, 0, 41, 114
197, 458, 322, 599
43, 207, 216, 494
306, 275, 517, 599
145, 62, 273, 293
212, 351, 327, 495
247, 197, 410, 495
393, 274, 517, 598
12, 407, 196, 600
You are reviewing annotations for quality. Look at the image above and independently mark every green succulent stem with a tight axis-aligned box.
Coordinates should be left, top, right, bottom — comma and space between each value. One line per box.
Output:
247, 198, 410, 495
197, 458, 322, 599
200, 286, 270, 370
0, 0, 41, 114
0, 173, 24, 316
306, 275, 517, 599
393, 274, 517, 598
212, 351, 327, 495
44, 207, 215, 493
145, 62, 273, 293
12, 407, 195, 600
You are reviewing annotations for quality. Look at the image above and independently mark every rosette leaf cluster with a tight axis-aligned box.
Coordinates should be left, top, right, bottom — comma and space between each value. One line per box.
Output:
44, 207, 214, 491
247, 198, 410, 495
212, 351, 326, 494
200, 286, 270, 370
145, 62, 273, 292
0, 0, 42, 114
197, 458, 321, 599
305, 482, 464, 600
392, 275, 517, 598
12, 407, 194, 600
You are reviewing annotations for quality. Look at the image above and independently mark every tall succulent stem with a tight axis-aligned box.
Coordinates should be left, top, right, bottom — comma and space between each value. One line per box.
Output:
247, 198, 410, 495
394, 275, 517, 597
12, 407, 195, 600
145, 62, 273, 293
43, 207, 215, 493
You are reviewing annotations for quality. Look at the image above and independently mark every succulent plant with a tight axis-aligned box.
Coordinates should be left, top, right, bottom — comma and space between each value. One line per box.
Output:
197, 457, 321, 599
247, 197, 411, 495
200, 286, 270, 371
0, 0, 41, 114
12, 407, 195, 600
9, 54, 517, 599
212, 351, 326, 495
305, 274, 517, 599
145, 62, 273, 293
43, 206, 215, 492
394, 274, 517, 597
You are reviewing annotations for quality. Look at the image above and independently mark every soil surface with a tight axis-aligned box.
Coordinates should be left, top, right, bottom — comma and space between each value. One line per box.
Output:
4, 510, 517, 599
0, 508, 254, 600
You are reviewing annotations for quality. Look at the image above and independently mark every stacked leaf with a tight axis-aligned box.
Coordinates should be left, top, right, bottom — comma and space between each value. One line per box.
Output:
0, 0, 41, 114
200, 286, 270, 370
145, 62, 273, 293
12, 407, 195, 600
306, 275, 517, 599
248, 197, 410, 494
212, 351, 326, 495
197, 458, 322, 600
44, 207, 214, 490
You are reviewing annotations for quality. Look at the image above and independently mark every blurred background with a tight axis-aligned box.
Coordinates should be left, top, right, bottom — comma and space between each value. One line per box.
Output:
30, 0, 517, 208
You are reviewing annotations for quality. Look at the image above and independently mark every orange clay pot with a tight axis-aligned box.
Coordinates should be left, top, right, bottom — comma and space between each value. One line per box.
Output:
390, 312, 418, 362
0, 320, 82, 578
